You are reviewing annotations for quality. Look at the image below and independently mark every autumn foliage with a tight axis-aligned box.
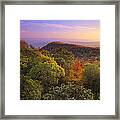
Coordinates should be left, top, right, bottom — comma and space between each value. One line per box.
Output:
20, 41, 100, 100
69, 59, 84, 81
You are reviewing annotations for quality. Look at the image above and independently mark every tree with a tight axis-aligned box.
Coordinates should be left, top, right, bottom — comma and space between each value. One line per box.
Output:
69, 59, 84, 81
38, 49, 52, 57
27, 55, 65, 92
42, 82, 94, 100
83, 63, 100, 99
20, 76, 43, 100
28, 62, 65, 84
20, 46, 65, 93
51, 47, 74, 77
20, 47, 39, 76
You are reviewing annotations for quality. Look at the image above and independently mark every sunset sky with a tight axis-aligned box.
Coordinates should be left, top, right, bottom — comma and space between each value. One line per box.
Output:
20, 20, 100, 47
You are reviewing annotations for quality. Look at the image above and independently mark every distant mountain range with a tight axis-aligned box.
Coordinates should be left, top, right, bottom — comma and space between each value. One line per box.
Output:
20, 38, 99, 48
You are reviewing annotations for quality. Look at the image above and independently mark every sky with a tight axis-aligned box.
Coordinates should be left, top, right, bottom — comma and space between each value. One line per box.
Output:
20, 20, 100, 47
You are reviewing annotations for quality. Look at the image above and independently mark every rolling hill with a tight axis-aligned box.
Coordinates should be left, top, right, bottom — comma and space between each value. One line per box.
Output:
41, 42, 100, 61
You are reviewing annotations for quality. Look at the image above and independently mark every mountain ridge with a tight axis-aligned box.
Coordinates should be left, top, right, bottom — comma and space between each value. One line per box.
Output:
41, 41, 100, 61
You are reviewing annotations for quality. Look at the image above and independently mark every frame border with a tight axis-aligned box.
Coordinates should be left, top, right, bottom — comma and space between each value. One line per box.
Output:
0, 0, 119, 119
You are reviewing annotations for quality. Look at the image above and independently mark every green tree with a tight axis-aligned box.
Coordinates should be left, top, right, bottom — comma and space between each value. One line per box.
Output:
51, 47, 74, 77
20, 47, 39, 76
27, 55, 65, 92
42, 82, 94, 100
38, 49, 52, 57
20, 46, 65, 94
20, 76, 43, 100
83, 63, 100, 99
28, 62, 65, 84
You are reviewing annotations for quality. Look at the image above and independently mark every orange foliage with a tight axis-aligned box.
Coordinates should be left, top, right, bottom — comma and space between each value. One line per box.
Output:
69, 59, 84, 81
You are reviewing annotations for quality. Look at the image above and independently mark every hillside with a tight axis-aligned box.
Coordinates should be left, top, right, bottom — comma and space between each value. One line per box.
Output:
41, 42, 100, 61
20, 40, 100, 100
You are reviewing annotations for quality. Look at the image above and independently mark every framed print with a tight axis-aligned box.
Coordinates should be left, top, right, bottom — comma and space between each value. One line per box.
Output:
0, 0, 119, 119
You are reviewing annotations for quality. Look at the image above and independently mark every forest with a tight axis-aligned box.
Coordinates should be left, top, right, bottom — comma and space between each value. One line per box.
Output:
20, 40, 100, 100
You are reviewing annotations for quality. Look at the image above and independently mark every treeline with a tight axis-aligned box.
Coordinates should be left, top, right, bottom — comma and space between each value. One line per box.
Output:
20, 41, 100, 100
42, 42, 100, 63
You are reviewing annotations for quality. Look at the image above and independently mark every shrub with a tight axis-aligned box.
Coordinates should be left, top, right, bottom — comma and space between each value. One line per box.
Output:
42, 82, 94, 100
83, 63, 100, 99
20, 76, 42, 100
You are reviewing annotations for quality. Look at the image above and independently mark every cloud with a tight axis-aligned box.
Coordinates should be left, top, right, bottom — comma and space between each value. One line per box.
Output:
31, 23, 98, 31
21, 28, 99, 41
20, 21, 100, 41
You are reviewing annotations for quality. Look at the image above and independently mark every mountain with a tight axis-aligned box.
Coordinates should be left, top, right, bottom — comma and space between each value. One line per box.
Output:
21, 38, 99, 48
41, 42, 100, 61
